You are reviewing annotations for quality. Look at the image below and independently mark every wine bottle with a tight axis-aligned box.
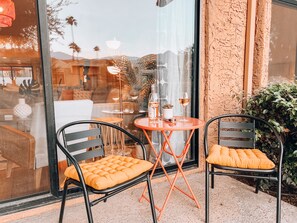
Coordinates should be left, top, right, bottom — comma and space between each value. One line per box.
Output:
148, 84, 159, 122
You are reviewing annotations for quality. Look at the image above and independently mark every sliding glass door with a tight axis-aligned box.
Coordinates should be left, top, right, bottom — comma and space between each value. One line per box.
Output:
0, 0, 49, 201
46, 0, 198, 185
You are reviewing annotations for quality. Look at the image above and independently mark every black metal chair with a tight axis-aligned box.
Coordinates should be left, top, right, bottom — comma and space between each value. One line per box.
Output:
56, 120, 157, 223
204, 114, 283, 223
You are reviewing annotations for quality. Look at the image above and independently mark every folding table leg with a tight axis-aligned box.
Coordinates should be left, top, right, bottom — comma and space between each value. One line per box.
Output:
139, 129, 172, 205
156, 130, 200, 220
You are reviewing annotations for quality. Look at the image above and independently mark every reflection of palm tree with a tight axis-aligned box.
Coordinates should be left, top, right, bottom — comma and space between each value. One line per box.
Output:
66, 16, 77, 43
94, 46, 100, 59
75, 45, 81, 60
69, 42, 80, 60
66, 16, 78, 60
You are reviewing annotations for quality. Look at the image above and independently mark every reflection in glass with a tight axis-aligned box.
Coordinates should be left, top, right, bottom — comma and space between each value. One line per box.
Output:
269, 3, 297, 83
47, 0, 196, 175
0, 0, 48, 201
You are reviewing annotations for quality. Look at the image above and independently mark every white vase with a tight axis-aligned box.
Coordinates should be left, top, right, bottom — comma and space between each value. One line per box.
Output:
163, 108, 173, 120
13, 98, 32, 119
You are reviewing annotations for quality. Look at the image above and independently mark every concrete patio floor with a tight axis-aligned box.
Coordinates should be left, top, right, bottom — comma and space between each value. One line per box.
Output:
1, 169, 297, 223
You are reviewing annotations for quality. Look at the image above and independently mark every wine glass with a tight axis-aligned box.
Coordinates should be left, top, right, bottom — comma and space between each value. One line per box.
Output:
112, 97, 120, 112
179, 92, 190, 121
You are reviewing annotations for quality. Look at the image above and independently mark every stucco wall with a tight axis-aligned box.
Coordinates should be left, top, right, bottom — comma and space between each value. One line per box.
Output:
202, 0, 248, 121
198, 0, 272, 170
199, 0, 272, 118
199, 0, 248, 170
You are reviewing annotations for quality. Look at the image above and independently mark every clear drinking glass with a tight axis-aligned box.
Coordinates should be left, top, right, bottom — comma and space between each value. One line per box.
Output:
179, 92, 190, 121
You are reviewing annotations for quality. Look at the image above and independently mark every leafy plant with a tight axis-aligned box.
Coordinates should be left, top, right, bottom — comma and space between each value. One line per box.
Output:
162, 103, 173, 109
19, 79, 40, 103
244, 83, 297, 189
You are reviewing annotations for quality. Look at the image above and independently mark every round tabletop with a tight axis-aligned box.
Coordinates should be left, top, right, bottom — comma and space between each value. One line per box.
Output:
102, 110, 146, 115
134, 116, 205, 131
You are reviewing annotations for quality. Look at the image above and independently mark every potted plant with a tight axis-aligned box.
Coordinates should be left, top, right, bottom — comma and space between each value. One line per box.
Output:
162, 103, 174, 120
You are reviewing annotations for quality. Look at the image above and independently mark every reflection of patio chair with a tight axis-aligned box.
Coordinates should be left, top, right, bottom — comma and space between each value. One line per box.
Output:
93, 117, 124, 155
204, 114, 284, 223
56, 120, 157, 223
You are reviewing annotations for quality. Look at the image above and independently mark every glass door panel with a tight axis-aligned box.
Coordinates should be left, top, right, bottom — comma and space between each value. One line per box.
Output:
269, 2, 297, 83
47, 0, 197, 185
0, 0, 49, 201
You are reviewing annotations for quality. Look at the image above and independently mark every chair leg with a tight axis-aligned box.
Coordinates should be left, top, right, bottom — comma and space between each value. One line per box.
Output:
103, 194, 108, 203
255, 179, 260, 194
146, 174, 157, 223
211, 165, 214, 189
81, 184, 94, 223
276, 173, 282, 223
205, 162, 209, 223
59, 180, 69, 223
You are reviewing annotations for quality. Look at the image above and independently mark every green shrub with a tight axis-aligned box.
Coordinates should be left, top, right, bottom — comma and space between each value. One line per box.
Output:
244, 83, 297, 189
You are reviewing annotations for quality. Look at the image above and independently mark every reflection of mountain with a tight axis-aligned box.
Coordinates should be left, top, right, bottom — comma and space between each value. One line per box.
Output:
51, 50, 179, 65
51, 51, 72, 60
50, 51, 84, 60
51, 51, 140, 61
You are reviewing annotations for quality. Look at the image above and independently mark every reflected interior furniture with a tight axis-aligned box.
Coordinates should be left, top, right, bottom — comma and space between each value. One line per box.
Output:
134, 116, 205, 221
204, 114, 283, 223
92, 102, 146, 139
0, 108, 15, 126
0, 125, 35, 178
59, 89, 93, 101
93, 117, 124, 155
0, 99, 94, 189
56, 120, 157, 223
53, 100, 94, 163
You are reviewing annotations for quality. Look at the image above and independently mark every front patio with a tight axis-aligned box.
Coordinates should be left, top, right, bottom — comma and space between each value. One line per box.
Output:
1, 169, 297, 223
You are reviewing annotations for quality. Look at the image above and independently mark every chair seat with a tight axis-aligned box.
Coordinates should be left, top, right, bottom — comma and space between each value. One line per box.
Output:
64, 155, 153, 190
206, 144, 275, 169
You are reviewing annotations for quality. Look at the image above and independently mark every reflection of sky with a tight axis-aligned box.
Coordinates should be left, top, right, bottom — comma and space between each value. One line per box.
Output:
49, 0, 195, 59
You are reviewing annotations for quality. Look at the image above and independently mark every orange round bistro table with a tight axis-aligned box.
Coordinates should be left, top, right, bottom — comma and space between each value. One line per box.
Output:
134, 116, 205, 221
134, 116, 204, 131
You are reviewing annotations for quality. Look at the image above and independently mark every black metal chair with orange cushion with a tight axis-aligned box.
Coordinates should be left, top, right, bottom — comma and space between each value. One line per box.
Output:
204, 114, 283, 223
56, 120, 157, 223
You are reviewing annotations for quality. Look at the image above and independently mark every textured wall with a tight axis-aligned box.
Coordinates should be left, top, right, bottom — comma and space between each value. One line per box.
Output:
202, 0, 247, 120
199, 0, 248, 170
198, 0, 271, 170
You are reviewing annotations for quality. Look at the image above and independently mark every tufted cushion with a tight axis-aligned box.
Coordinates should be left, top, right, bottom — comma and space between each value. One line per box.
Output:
64, 155, 153, 190
206, 144, 275, 169
73, 90, 92, 100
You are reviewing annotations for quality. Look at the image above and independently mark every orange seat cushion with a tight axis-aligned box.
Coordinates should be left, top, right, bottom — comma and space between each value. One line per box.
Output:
64, 155, 153, 190
73, 90, 92, 100
206, 144, 275, 169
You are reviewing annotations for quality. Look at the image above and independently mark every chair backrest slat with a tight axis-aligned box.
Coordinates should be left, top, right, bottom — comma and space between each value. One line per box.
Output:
219, 119, 255, 148
220, 140, 255, 148
220, 121, 254, 129
220, 131, 254, 139
73, 149, 104, 162
59, 123, 105, 165
65, 128, 101, 141
67, 139, 103, 153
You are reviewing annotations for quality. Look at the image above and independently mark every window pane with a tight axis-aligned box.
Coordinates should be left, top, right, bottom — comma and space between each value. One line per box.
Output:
0, 0, 49, 201
47, 0, 196, 185
269, 3, 297, 83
